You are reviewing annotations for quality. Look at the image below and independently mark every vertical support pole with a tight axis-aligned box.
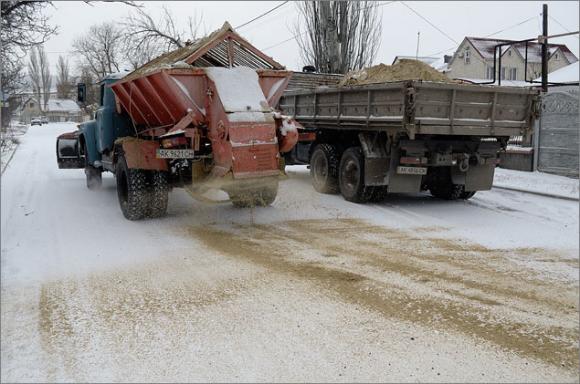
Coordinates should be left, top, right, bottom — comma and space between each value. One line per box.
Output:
227, 37, 234, 68
498, 46, 502, 86
542, 3, 548, 92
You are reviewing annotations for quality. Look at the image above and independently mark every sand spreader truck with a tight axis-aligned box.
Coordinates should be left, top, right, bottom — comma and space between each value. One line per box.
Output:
56, 23, 299, 220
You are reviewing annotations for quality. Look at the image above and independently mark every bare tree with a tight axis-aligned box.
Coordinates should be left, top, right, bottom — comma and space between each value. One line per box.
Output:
122, 5, 202, 68
294, 1, 382, 74
27, 45, 51, 111
27, 47, 42, 111
39, 45, 51, 111
56, 56, 74, 99
1, 1, 57, 128
72, 22, 124, 79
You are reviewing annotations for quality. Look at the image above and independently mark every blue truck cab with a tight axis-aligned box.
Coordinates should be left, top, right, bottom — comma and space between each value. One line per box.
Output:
57, 72, 133, 188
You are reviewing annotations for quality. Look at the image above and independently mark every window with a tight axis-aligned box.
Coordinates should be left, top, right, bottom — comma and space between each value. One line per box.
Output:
29, 102, 34, 108
509, 68, 517, 80
501, 67, 507, 80
464, 50, 471, 64
99, 84, 105, 106
555, 53, 559, 60
486, 66, 495, 79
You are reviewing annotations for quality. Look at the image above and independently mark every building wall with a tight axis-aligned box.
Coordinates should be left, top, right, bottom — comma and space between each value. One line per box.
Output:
447, 40, 488, 79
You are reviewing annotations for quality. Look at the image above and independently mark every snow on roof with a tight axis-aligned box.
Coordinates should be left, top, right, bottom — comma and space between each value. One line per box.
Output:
46, 99, 81, 113
465, 37, 578, 64
120, 22, 284, 84
534, 61, 580, 83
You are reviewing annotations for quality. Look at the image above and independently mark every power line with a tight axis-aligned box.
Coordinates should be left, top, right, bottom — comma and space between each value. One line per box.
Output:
426, 15, 538, 57
235, 1, 289, 30
400, 2, 458, 45
262, 1, 397, 52
548, 14, 580, 39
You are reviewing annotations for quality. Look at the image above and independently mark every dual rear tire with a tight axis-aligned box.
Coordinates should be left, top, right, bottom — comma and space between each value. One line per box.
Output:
115, 154, 169, 220
310, 144, 385, 203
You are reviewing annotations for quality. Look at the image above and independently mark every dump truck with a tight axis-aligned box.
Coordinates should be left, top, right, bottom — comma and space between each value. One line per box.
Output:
279, 79, 540, 202
56, 23, 299, 220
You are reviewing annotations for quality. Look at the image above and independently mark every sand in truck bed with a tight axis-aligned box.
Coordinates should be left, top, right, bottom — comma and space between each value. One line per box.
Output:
339, 59, 457, 86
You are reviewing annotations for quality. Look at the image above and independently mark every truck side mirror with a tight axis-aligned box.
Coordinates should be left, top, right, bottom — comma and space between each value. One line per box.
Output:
77, 83, 86, 103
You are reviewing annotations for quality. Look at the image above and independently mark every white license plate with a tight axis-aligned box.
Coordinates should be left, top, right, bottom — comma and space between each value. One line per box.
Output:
156, 149, 195, 159
397, 166, 427, 175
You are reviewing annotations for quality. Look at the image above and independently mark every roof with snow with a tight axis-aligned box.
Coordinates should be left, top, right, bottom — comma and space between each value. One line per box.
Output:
534, 61, 580, 83
46, 99, 81, 113
462, 37, 578, 63
121, 22, 284, 84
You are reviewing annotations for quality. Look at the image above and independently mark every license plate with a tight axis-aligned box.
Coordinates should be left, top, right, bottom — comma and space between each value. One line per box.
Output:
397, 166, 427, 175
156, 149, 195, 159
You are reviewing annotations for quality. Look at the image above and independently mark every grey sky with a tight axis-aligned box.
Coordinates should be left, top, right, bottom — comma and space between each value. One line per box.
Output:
41, 1, 579, 75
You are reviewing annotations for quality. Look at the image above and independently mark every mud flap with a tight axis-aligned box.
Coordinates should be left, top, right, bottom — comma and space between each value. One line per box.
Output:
464, 165, 495, 191
385, 146, 422, 193
56, 132, 84, 169
359, 133, 389, 186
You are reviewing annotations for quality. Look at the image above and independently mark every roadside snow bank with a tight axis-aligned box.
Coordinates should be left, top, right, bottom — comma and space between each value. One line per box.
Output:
494, 168, 579, 200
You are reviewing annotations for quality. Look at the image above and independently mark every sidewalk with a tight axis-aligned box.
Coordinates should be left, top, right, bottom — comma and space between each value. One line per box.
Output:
493, 168, 579, 200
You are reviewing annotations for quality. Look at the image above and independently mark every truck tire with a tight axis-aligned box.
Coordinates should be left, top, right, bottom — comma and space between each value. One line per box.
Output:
310, 144, 339, 194
369, 186, 388, 203
148, 171, 169, 218
84, 142, 102, 190
338, 147, 374, 203
430, 183, 464, 200
115, 155, 150, 220
461, 191, 477, 200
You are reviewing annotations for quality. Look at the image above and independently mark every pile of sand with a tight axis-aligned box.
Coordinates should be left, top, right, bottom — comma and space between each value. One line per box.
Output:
339, 59, 456, 86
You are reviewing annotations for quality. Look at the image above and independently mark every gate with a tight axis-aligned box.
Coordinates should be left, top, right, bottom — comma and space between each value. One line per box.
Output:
534, 88, 579, 177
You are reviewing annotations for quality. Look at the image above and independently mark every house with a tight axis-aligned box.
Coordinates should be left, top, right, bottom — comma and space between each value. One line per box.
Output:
447, 37, 578, 82
392, 55, 452, 73
45, 99, 82, 123
19, 97, 82, 123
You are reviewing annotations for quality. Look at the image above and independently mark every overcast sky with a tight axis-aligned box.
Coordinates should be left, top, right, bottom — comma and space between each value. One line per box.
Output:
41, 1, 579, 74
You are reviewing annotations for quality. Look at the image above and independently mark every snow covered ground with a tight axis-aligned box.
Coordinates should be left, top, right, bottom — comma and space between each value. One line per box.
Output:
494, 168, 579, 200
1, 123, 578, 382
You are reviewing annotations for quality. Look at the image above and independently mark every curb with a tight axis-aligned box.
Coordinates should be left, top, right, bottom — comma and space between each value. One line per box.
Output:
493, 185, 579, 202
1, 143, 19, 176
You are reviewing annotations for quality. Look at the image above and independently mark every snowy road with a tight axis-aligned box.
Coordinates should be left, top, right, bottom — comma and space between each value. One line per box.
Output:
2, 123, 578, 382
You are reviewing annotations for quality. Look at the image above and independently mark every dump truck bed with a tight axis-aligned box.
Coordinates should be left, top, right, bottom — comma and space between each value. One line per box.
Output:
279, 80, 539, 138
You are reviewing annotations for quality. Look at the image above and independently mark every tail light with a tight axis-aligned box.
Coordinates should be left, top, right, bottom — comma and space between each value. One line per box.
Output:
161, 136, 188, 148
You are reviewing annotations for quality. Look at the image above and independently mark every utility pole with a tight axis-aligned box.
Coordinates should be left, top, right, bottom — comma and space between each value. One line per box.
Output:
541, 3, 548, 92
415, 31, 420, 60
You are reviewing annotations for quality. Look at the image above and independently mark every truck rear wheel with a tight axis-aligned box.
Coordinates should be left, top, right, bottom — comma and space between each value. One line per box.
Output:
338, 147, 374, 203
148, 171, 169, 218
115, 155, 150, 220
428, 168, 464, 200
310, 144, 339, 194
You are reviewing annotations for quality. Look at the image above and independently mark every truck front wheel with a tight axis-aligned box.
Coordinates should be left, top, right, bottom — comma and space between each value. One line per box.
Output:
115, 155, 150, 220
310, 144, 339, 194
338, 147, 374, 203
